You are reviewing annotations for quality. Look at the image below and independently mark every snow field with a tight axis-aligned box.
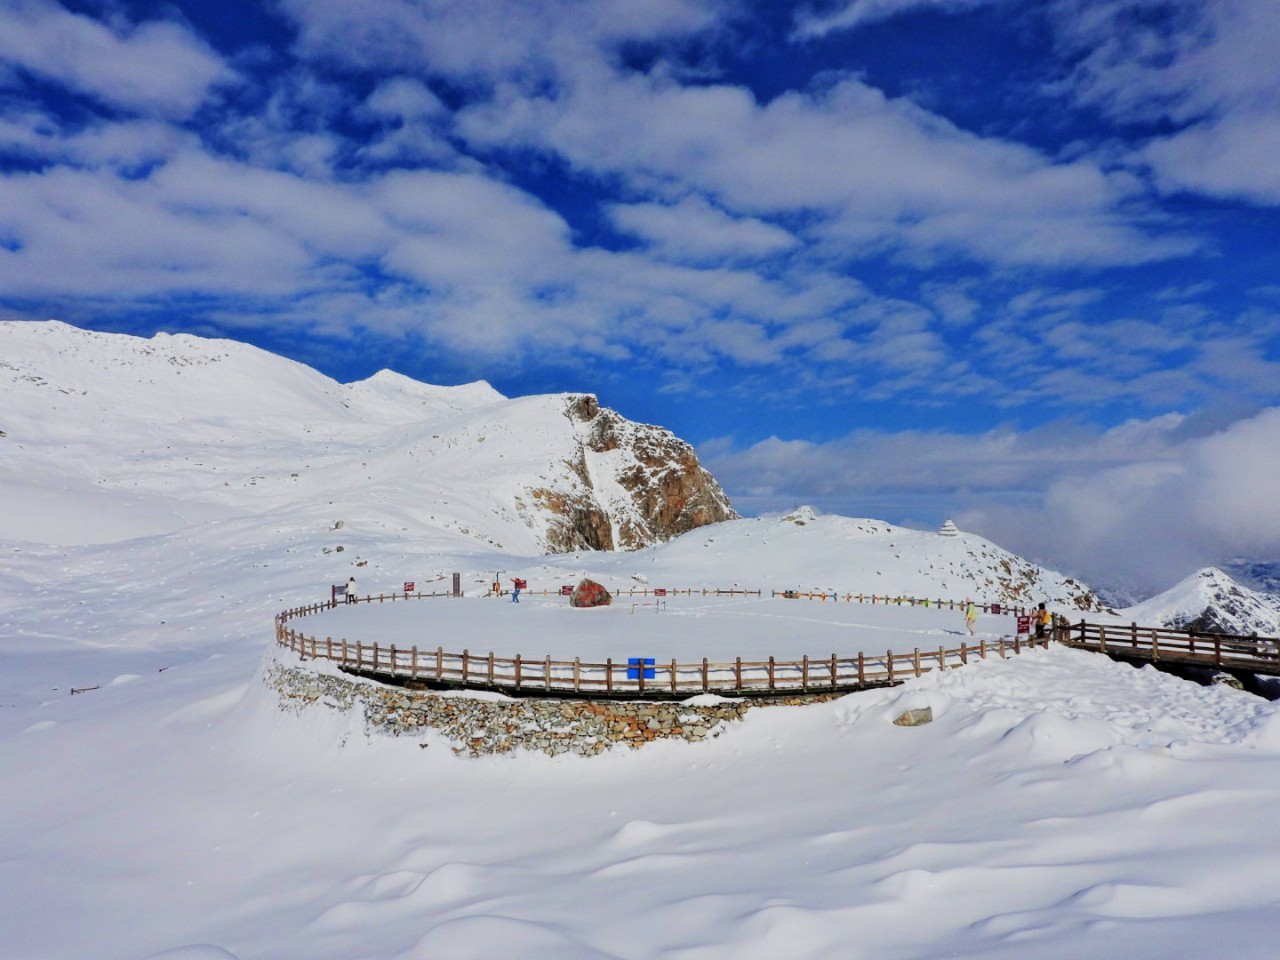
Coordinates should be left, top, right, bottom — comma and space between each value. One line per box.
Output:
5, 641, 1280, 960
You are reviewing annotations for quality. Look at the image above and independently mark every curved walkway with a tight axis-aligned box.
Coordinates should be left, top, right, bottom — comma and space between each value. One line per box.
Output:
274, 589, 1050, 700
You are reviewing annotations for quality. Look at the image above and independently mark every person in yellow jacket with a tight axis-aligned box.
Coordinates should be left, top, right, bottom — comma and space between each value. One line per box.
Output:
964, 599, 978, 635
1035, 602, 1051, 640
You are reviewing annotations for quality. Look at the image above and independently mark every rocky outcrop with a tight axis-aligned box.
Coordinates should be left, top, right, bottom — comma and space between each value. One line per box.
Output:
533, 394, 737, 553
266, 659, 844, 757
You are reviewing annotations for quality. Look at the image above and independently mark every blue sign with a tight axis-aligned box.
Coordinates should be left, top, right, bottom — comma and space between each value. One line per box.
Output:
627, 657, 656, 680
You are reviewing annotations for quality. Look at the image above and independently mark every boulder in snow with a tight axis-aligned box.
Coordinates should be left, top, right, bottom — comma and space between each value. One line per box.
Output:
570, 578, 613, 608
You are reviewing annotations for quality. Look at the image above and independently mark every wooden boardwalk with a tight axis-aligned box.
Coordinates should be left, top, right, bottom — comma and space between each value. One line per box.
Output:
274, 592, 1047, 700
1058, 621, 1280, 676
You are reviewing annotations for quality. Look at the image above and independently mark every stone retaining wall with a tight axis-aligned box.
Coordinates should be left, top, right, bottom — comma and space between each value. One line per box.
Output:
266, 660, 846, 757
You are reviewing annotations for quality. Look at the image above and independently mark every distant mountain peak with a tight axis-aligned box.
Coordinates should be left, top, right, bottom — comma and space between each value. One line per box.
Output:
1124, 567, 1280, 636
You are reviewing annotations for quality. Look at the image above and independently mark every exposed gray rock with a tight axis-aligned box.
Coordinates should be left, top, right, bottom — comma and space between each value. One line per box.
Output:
892, 706, 934, 727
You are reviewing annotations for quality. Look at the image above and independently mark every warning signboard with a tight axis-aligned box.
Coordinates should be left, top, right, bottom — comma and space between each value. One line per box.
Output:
1016, 615, 1031, 635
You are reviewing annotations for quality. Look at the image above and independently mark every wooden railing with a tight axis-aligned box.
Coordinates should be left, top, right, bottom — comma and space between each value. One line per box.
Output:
273, 590, 1048, 699
1060, 620, 1280, 673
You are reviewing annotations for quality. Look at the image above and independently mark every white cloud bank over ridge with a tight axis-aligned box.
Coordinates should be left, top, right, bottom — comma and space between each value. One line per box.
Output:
704, 407, 1280, 593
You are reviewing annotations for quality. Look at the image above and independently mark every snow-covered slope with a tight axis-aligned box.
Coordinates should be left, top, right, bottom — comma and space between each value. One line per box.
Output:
0, 320, 732, 553
540, 506, 1103, 610
1122, 567, 1280, 636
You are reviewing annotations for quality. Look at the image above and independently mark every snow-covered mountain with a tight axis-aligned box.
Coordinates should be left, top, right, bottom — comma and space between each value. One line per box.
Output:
1121, 567, 1280, 637
0, 320, 734, 553
0, 320, 1106, 612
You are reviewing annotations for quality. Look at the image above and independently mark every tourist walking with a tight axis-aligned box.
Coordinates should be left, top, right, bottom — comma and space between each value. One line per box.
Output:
511, 577, 524, 603
345, 576, 357, 604
964, 599, 978, 635
1035, 602, 1050, 641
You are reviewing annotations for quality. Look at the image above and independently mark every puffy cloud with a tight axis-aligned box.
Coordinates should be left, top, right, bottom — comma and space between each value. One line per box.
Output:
1049, 0, 1280, 206
607, 195, 800, 263
0, 0, 234, 118
459, 71, 1193, 270
704, 408, 1280, 594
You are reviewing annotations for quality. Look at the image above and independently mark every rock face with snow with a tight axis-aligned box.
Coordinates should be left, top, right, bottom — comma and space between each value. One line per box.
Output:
532, 395, 737, 553
1122, 567, 1280, 637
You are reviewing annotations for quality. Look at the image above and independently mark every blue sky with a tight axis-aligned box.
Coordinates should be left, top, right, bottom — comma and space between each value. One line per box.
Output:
3, 0, 1279, 592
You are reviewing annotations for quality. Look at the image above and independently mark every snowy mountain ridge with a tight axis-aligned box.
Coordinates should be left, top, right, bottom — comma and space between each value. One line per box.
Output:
0, 320, 734, 554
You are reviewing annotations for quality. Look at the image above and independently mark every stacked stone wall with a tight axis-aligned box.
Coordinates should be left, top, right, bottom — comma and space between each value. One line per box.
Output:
266, 660, 844, 758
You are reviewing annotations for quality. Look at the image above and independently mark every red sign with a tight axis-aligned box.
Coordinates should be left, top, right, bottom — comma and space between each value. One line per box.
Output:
560, 585, 573, 596
404, 581, 415, 594
654, 588, 667, 597
1016, 615, 1031, 635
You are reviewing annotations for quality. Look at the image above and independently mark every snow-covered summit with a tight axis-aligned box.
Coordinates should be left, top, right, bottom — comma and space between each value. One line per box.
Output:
344, 370, 506, 423
1122, 567, 1280, 637
0, 319, 350, 430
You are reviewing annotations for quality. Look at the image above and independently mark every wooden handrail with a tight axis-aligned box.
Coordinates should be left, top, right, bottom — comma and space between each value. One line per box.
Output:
272, 588, 1067, 697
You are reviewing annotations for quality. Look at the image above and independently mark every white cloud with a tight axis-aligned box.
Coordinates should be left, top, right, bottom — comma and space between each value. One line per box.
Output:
365, 78, 448, 121
705, 408, 1280, 594
1049, 0, 1280, 206
607, 195, 800, 263
458, 70, 1195, 270
278, 0, 722, 83
791, 0, 998, 39
0, 0, 234, 118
